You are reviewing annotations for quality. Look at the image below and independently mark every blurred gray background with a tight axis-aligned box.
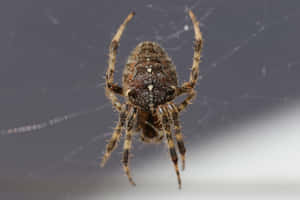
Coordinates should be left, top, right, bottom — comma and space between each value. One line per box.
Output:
0, 0, 300, 199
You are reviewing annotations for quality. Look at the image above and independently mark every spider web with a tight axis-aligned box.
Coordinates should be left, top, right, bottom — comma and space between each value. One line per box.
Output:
0, 1, 300, 198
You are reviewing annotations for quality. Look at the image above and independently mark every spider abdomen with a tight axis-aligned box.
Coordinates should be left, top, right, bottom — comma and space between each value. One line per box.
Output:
123, 41, 178, 111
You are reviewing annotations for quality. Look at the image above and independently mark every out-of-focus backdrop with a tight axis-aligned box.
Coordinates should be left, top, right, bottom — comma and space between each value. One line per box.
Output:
0, 0, 300, 199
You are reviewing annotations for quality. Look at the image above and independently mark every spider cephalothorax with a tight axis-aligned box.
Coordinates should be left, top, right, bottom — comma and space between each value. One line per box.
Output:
101, 10, 203, 189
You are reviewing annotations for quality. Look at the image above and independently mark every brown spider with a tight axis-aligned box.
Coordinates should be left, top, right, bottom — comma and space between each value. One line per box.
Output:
101, 10, 203, 189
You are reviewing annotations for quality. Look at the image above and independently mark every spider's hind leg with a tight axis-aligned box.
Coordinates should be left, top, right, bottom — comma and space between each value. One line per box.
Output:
169, 104, 186, 170
122, 106, 137, 186
158, 106, 182, 189
100, 105, 128, 167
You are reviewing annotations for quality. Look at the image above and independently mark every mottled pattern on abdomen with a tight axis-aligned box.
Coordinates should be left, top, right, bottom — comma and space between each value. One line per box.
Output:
122, 41, 178, 91
122, 41, 178, 111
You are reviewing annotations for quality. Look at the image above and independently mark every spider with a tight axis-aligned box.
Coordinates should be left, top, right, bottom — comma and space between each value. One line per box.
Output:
101, 10, 203, 189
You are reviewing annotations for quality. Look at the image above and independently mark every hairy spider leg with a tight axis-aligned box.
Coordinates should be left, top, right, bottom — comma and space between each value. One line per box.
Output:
168, 104, 186, 170
177, 89, 196, 112
176, 10, 203, 112
122, 106, 137, 186
100, 105, 128, 167
158, 106, 182, 189
106, 12, 135, 111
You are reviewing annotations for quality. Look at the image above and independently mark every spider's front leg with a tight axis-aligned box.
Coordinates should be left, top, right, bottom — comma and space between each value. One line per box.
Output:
105, 12, 135, 111
176, 10, 202, 112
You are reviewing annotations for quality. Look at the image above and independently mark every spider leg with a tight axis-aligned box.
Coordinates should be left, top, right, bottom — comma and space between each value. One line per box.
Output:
176, 10, 202, 110
187, 10, 203, 89
176, 89, 196, 112
168, 104, 186, 170
106, 12, 135, 111
158, 106, 182, 189
100, 104, 128, 167
122, 106, 137, 186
